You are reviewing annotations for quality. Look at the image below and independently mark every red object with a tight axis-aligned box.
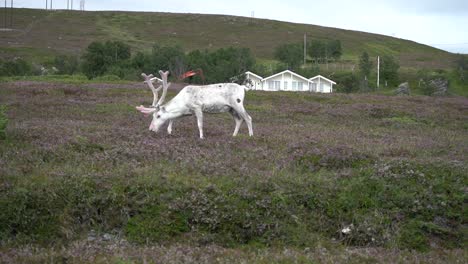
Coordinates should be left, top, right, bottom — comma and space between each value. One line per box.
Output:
180, 69, 205, 83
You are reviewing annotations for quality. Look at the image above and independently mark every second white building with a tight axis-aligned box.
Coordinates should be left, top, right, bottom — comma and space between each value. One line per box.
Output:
246, 70, 336, 93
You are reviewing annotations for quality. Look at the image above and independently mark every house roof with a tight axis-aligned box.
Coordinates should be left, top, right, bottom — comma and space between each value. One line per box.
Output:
309, 75, 337, 85
245, 71, 263, 80
263, 70, 312, 83
150, 77, 163, 83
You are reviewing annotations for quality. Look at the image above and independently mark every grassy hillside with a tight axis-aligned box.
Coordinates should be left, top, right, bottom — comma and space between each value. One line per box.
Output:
0, 8, 458, 69
0, 80, 466, 262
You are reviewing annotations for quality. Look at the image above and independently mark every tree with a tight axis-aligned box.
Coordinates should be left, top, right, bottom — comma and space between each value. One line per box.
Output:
132, 51, 150, 70
274, 43, 303, 70
187, 47, 255, 83
380, 55, 400, 86
358, 52, 372, 80
308, 39, 342, 63
149, 45, 187, 78
81, 41, 131, 79
308, 40, 325, 64
329, 40, 342, 61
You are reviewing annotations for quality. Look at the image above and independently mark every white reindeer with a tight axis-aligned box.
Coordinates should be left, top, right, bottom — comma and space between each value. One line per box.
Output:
136, 70, 253, 139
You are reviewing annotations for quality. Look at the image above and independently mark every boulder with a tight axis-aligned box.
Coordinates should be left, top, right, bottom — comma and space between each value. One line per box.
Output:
429, 78, 449, 96
395, 82, 410, 95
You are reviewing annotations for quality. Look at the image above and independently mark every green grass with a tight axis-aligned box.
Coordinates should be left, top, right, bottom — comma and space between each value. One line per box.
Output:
0, 74, 133, 84
0, 8, 457, 69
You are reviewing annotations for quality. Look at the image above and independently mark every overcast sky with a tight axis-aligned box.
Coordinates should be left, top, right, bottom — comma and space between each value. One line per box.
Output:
11, 0, 468, 53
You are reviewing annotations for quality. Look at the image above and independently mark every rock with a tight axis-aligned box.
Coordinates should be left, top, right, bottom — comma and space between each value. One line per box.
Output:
395, 82, 410, 95
429, 78, 449, 96
103, 233, 112, 241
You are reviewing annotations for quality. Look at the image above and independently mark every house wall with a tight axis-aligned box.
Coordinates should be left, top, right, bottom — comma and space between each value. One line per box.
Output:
263, 73, 309, 92
246, 74, 263, 90
311, 77, 333, 93
321, 82, 332, 93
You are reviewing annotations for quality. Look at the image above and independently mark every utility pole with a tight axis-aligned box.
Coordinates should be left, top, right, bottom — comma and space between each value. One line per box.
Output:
46, 0, 48, 10
377, 56, 380, 88
4, 0, 6, 28
71, 0, 73, 10
9, 0, 12, 28
50, 0, 52, 10
67, 0, 69, 10
304, 33, 307, 65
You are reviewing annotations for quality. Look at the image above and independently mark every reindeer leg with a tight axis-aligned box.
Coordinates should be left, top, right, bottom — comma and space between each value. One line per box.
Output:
194, 108, 204, 139
232, 104, 253, 137
167, 120, 173, 135
230, 109, 243, 137
244, 112, 253, 137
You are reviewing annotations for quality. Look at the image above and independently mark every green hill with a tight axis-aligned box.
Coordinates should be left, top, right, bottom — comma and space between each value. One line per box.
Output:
0, 8, 458, 69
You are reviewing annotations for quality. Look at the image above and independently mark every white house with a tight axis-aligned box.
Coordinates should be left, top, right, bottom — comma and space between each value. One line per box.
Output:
261, 70, 314, 92
244, 70, 336, 93
245, 71, 263, 90
309, 75, 336, 93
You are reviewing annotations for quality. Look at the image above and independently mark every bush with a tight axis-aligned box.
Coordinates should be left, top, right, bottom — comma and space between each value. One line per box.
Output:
0, 58, 32, 76
334, 72, 360, 93
53, 55, 79, 75
0, 105, 7, 140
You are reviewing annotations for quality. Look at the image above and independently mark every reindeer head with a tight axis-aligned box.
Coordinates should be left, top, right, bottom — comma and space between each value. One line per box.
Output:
136, 70, 171, 132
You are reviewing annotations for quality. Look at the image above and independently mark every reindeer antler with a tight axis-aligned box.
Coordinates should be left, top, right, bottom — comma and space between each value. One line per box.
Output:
141, 73, 162, 107
157, 70, 171, 107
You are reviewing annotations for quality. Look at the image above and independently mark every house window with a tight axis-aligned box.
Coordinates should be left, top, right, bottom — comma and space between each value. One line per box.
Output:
292, 81, 297, 91
268, 81, 274, 90
298, 82, 303, 91
284, 81, 288, 90
274, 81, 281, 90
310, 83, 317, 92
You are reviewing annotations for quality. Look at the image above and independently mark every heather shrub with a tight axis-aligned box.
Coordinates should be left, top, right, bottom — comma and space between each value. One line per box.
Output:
0, 105, 7, 140
126, 204, 190, 243
0, 85, 465, 254
289, 144, 374, 172
0, 161, 464, 250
